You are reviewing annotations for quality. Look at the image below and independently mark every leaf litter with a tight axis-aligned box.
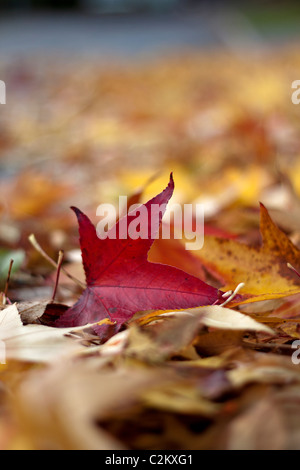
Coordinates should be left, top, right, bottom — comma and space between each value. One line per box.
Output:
1, 50, 300, 450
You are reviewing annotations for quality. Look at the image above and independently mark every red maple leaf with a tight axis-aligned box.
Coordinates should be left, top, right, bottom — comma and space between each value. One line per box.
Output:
48, 174, 223, 330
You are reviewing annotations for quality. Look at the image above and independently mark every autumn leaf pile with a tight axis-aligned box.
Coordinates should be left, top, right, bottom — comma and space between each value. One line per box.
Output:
2, 48, 300, 449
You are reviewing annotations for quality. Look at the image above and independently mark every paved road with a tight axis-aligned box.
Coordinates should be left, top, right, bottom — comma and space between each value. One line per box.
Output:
0, 9, 298, 59
0, 11, 222, 58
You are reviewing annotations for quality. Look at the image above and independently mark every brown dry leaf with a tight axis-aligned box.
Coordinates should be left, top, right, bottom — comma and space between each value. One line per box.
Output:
142, 383, 220, 417
227, 353, 300, 389
16, 301, 49, 324
194, 330, 244, 357
14, 363, 138, 449
279, 322, 300, 340
125, 314, 202, 363
13, 360, 215, 450
128, 306, 273, 359
226, 386, 300, 450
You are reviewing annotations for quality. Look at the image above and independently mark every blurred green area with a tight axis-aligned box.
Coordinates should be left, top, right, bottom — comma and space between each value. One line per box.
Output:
242, 3, 300, 31
0, 249, 25, 289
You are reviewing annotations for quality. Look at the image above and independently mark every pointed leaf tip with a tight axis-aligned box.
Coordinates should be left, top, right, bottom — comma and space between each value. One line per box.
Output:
71, 206, 85, 220
71, 206, 80, 214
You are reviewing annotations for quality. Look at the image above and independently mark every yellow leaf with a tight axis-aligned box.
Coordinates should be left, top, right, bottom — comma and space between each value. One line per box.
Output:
192, 203, 300, 304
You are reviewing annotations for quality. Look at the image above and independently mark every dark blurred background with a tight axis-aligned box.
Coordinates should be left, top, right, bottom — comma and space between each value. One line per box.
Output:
0, 0, 190, 11
0, 0, 296, 13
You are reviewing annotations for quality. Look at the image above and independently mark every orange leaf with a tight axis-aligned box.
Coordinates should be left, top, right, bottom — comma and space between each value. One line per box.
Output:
192, 203, 300, 304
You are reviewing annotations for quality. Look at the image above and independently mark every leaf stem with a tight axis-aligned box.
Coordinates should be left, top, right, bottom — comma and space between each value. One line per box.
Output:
4, 259, 14, 299
28, 234, 86, 290
287, 263, 300, 279
0, 259, 14, 307
51, 250, 64, 302
220, 283, 245, 307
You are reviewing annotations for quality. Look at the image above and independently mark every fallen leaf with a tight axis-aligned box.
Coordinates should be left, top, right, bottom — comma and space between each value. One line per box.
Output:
148, 305, 274, 335
43, 175, 222, 330
0, 304, 88, 363
142, 383, 220, 417
226, 385, 300, 450
125, 314, 202, 363
192, 203, 300, 304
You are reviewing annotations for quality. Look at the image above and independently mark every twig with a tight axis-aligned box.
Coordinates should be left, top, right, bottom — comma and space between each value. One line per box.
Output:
51, 250, 64, 303
28, 234, 86, 290
4, 259, 14, 299
0, 259, 14, 307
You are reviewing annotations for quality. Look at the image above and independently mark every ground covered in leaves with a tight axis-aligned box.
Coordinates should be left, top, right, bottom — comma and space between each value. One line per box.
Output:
1, 47, 300, 449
